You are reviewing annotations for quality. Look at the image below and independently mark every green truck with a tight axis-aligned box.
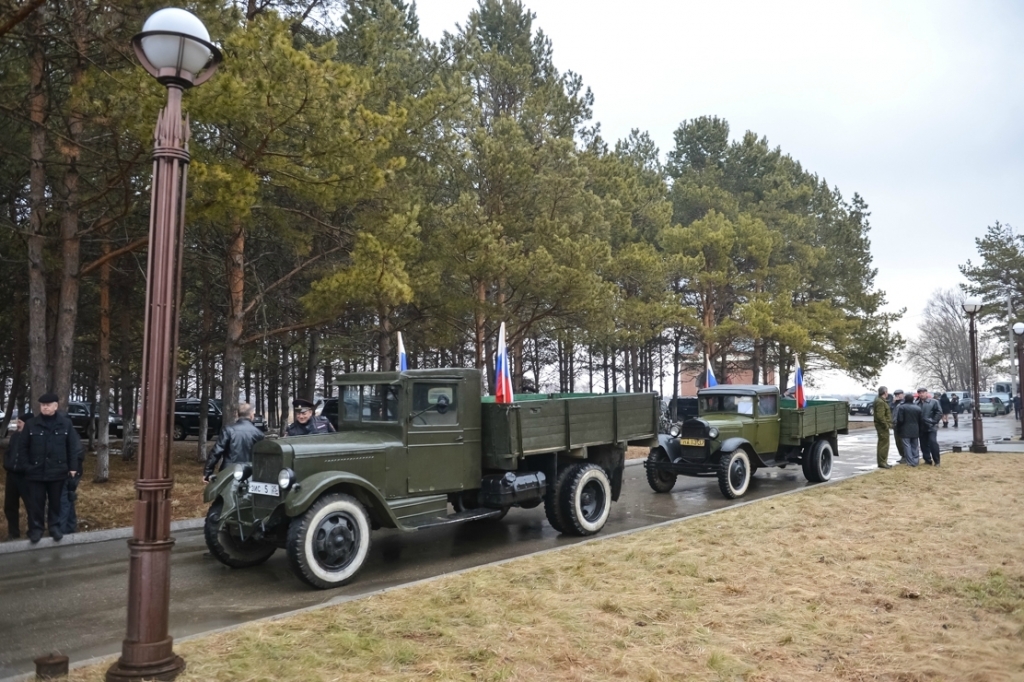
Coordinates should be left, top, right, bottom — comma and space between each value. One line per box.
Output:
644, 385, 849, 499
203, 368, 659, 589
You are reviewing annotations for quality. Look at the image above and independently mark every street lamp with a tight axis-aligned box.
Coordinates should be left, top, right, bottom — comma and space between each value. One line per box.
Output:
1014, 322, 1024, 440
962, 297, 987, 454
106, 9, 221, 682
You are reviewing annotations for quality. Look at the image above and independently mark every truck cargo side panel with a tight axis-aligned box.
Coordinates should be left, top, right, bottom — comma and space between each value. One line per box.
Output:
519, 400, 568, 454
614, 394, 659, 442
567, 398, 615, 447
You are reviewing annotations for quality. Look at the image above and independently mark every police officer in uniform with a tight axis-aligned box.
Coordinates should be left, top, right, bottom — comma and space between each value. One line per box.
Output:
286, 398, 335, 436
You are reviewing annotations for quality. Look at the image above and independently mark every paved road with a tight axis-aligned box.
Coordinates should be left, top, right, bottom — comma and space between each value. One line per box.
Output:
0, 416, 1017, 680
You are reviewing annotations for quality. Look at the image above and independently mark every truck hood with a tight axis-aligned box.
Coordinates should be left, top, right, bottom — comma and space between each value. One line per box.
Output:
256, 431, 399, 458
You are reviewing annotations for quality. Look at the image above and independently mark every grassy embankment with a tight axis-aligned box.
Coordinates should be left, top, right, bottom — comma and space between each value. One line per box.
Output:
65, 453, 1024, 681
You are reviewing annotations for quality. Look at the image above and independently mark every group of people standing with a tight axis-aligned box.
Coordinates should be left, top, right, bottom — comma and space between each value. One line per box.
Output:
3, 392, 84, 543
873, 387, 944, 469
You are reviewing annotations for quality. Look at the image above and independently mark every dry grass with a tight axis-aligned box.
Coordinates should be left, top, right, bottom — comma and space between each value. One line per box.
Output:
0, 439, 210, 537
68, 453, 1024, 681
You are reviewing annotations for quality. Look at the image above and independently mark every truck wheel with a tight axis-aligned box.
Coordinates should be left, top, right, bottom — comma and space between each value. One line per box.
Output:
558, 463, 612, 536
287, 493, 370, 589
173, 422, 186, 441
802, 439, 834, 483
204, 500, 277, 568
717, 450, 751, 499
543, 467, 571, 533
645, 448, 677, 493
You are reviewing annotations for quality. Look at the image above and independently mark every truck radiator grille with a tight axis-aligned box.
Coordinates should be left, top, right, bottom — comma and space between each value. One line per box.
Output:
253, 453, 282, 483
679, 421, 706, 439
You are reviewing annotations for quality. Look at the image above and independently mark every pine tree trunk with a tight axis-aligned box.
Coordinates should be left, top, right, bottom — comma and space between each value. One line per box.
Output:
26, 19, 47, 404
474, 281, 486, 377
197, 272, 213, 462
222, 220, 246, 426
95, 242, 111, 482
279, 345, 291, 437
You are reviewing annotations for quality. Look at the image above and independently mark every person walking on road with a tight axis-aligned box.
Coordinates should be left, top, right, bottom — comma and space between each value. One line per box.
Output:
890, 390, 906, 463
918, 388, 942, 466
203, 402, 264, 483
3, 413, 30, 540
939, 392, 952, 428
17, 394, 82, 543
874, 387, 893, 468
285, 398, 335, 436
896, 393, 923, 466
950, 394, 960, 428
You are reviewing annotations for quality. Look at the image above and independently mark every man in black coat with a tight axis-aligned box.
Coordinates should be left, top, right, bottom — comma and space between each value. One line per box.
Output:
18, 394, 82, 543
917, 387, 943, 466
895, 393, 923, 466
285, 398, 335, 436
3, 412, 31, 540
203, 402, 264, 482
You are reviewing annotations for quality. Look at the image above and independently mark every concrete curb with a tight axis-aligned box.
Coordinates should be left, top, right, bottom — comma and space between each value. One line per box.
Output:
0, 518, 204, 556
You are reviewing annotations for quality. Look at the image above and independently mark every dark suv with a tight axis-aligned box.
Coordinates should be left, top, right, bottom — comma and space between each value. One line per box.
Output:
66, 401, 124, 439
173, 398, 223, 441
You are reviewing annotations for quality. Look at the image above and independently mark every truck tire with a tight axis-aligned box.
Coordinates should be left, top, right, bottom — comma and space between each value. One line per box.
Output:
173, 422, 186, 441
287, 493, 371, 589
802, 439, 834, 483
543, 467, 571, 533
645, 448, 677, 493
204, 500, 277, 569
558, 462, 612, 536
717, 449, 751, 499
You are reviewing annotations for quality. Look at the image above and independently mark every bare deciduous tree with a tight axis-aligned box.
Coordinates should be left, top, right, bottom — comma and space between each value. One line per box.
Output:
906, 289, 996, 390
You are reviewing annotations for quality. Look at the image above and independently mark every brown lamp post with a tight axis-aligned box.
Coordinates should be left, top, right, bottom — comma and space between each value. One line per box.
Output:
1014, 322, 1024, 440
106, 9, 221, 682
963, 298, 987, 454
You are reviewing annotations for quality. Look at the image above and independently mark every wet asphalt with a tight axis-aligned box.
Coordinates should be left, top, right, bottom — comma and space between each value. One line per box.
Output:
0, 415, 1018, 680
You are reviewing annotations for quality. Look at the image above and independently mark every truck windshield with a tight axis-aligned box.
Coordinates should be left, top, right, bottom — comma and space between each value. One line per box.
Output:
339, 384, 400, 423
701, 395, 754, 416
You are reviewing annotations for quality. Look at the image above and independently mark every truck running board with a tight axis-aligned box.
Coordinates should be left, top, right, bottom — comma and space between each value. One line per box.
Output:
404, 507, 507, 530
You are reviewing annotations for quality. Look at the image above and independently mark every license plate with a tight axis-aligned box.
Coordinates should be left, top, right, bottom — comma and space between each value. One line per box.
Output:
679, 438, 705, 447
249, 481, 279, 496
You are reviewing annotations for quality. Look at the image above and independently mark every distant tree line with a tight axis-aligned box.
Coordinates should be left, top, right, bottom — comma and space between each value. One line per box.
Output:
0, 0, 901, 479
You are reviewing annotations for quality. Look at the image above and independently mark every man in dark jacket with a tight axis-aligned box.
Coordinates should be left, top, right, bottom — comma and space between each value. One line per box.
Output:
3, 412, 31, 540
18, 394, 82, 543
890, 390, 906, 463
896, 393, 923, 466
286, 398, 335, 436
917, 387, 943, 466
203, 402, 264, 482
939, 392, 952, 428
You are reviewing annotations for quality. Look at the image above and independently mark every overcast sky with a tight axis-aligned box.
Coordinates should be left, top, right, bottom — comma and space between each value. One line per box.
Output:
416, 0, 1024, 394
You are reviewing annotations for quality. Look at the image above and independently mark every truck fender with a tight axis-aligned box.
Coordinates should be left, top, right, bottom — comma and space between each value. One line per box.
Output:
718, 438, 768, 468
203, 469, 237, 505
284, 471, 402, 530
657, 433, 682, 460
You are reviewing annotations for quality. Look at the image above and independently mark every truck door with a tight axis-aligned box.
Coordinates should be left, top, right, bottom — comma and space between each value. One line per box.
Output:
406, 382, 468, 493
754, 394, 780, 456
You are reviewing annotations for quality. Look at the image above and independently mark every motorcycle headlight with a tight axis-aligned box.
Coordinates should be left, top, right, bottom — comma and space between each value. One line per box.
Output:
232, 463, 252, 482
708, 427, 719, 439
277, 468, 296, 490
669, 424, 681, 438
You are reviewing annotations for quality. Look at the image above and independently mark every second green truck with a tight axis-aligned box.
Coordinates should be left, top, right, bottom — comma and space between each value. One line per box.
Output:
203, 368, 659, 589
645, 384, 849, 499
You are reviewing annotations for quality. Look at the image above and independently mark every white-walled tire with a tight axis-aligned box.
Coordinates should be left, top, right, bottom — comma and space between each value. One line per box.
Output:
287, 493, 371, 589
717, 449, 752, 499
559, 463, 612, 536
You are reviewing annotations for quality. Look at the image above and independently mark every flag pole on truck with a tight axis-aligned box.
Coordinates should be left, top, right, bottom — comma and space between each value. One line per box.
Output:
496, 322, 513, 404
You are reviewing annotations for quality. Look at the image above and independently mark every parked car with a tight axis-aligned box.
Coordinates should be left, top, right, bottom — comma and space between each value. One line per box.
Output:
977, 396, 1006, 417
173, 398, 224, 440
66, 401, 124, 439
946, 390, 974, 414
252, 413, 268, 433
848, 393, 877, 416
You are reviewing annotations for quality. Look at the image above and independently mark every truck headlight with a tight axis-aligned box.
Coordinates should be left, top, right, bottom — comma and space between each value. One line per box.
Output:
708, 427, 719, 439
669, 425, 681, 438
278, 468, 296, 490
232, 463, 252, 482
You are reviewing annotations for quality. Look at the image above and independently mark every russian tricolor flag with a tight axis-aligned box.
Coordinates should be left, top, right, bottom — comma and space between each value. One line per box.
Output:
794, 356, 806, 409
397, 331, 408, 371
495, 322, 514, 404
705, 356, 718, 388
